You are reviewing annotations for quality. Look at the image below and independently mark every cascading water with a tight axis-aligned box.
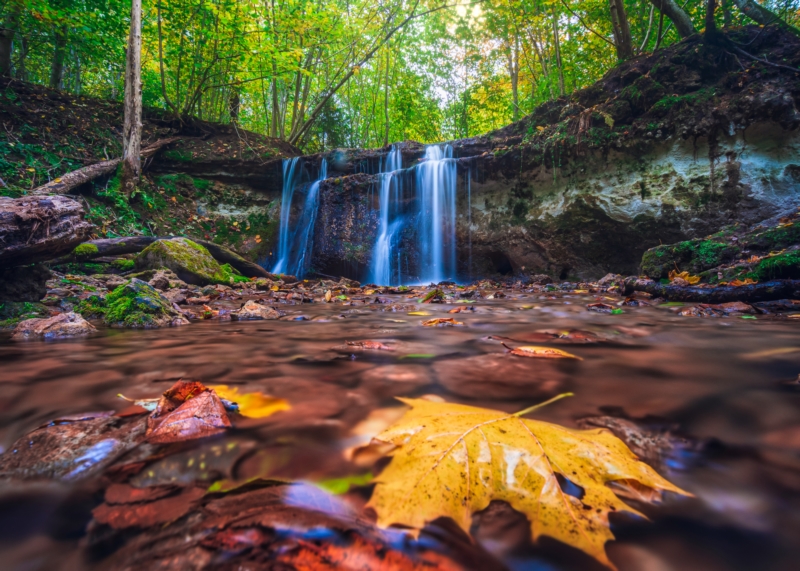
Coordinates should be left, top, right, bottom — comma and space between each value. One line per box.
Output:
272, 157, 301, 275
368, 145, 403, 285
271, 158, 327, 277
293, 159, 327, 277
415, 144, 457, 284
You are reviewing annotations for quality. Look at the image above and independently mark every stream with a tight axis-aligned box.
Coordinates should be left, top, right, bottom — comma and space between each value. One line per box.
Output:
1, 288, 799, 570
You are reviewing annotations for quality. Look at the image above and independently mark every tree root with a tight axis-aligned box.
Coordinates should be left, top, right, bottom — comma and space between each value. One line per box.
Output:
623, 277, 800, 303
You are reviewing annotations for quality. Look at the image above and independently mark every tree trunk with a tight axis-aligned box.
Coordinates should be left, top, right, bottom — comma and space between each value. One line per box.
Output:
54, 236, 275, 279
551, 4, 565, 97
608, 0, 634, 60
31, 138, 183, 196
49, 25, 68, 89
121, 0, 143, 197
706, 0, 719, 38
648, 0, 697, 38
731, 0, 800, 34
0, 195, 93, 268
623, 277, 800, 303
0, 5, 20, 77
722, 0, 733, 26
383, 48, 390, 147
508, 36, 520, 121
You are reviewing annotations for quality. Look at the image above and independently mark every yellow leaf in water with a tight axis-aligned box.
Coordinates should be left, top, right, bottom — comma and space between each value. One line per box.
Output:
324, 290, 332, 302
742, 346, 800, 359
407, 311, 431, 316
364, 289, 375, 295
421, 317, 463, 326
504, 344, 582, 360
271, 285, 279, 292
368, 398, 690, 569
210, 385, 290, 418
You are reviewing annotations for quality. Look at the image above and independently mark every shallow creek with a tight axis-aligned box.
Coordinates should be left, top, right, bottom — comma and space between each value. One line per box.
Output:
1, 292, 799, 570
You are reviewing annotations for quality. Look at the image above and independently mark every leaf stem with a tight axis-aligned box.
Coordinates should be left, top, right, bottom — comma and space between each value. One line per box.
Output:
511, 392, 574, 418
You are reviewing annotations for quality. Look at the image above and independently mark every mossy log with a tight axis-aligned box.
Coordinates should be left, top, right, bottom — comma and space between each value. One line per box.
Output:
55, 236, 281, 280
31, 137, 184, 196
0, 195, 93, 267
623, 277, 800, 302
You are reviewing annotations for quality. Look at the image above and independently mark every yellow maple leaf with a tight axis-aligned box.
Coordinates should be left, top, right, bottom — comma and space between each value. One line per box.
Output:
367, 398, 690, 569
210, 385, 290, 418
668, 270, 701, 285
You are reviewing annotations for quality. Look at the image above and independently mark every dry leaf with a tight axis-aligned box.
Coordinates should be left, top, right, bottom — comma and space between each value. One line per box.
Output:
668, 270, 701, 285
729, 278, 758, 286
210, 385, 291, 418
324, 290, 332, 302
502, 343, 582, 360
367, 399, 690, 568
345, 340, 395, 351
421, 317, 463, 327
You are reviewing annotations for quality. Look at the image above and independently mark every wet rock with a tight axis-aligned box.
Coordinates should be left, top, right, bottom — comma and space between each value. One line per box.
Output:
433, 354, 567, 399
12, 311, 96, 340
231, 299, 280, 320
0, 264, 51, 302
0, 413, 146, 481
104, 278, 189, 328
147, 269, 184, 291
162, 288, 188, 305
528, 274, 553, 285
597, 273, 623, 287
135, 238, 230, 286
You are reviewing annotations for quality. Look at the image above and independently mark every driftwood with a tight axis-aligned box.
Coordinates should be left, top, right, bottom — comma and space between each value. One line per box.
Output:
623, 277, 800, 303
0, 195, 93, 268
31, 137, 184, 196
52, 235, 278, 280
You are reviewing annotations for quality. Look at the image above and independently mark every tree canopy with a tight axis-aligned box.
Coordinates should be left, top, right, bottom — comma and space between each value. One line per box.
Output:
2, 0, 799, 151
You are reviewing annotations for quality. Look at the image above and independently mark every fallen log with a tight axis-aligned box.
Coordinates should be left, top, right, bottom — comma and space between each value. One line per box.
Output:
50, 235, 278, 280
31, 137, 184, 196
623, 277, 800, 303
0, 195, 93, 267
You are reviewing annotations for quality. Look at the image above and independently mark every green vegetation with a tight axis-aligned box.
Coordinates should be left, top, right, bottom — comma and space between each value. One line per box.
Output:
72, 243, 99, 257
75, 295, 108, 319
749, 250, 800, 280
112, 259, 136, 272
104, 279, 178, 328
0, 301, 48, 329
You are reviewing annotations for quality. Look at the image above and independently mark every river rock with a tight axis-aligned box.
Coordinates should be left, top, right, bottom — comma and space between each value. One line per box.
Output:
231, 300, 280, 320
135, 238, 229, 286
12, 311, 96, 340
104, 278, 189, 328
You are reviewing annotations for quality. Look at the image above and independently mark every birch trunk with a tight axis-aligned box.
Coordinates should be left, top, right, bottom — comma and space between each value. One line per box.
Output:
121, 0, 143, 197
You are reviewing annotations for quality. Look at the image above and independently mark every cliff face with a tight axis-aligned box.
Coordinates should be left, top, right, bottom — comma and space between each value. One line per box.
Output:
307, 26, 800, 282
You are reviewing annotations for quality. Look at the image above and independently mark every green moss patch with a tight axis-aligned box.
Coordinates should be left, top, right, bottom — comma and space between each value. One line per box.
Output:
104, 279, 182, 328
135, 238, 229, 285
72, 243, 99, 257
76, 294, 108, 319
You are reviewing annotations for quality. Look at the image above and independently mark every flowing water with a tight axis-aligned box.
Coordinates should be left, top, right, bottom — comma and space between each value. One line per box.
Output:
271, 159, 327, 277
369, 146, 403, 285
1, 289, 799, 570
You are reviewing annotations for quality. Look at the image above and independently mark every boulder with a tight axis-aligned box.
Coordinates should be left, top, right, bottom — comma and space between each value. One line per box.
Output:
104, 278, 189, 328
528, 274, 553, 285
231, 300, 280, 320
12, 312, 96, 340
134, 238, 231, 286
597, 273, 623, 287
0, 264, 51, 301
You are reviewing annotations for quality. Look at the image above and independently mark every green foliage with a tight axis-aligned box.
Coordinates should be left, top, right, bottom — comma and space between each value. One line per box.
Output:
0, 301, 48, 329
112, 258, 135, 271
72, 243, 99, 257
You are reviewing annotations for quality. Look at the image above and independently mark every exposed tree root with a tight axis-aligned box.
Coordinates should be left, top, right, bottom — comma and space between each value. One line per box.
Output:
623, 277, 800, 303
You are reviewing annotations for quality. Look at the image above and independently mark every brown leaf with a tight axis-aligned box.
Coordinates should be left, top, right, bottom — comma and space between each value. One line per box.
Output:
92, 486, 205, 529
502, 343, 581, 360
587, 302, 615, 313
421, 317, 464, 327
147, 390, 231, 444
345, 340, 395, 351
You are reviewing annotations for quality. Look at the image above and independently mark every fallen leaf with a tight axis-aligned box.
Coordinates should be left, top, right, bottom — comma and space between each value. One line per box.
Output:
421, 317, 463, 327
368, 398, 690, 568
407, 311, 431, 316
324, 290, 332, 302
345, 340, 395, 351
668, 270, 701, 285
729, 278, 758, 286
587, 303, 614, 313
210, 385, 291, 418
502, 343, 581, 360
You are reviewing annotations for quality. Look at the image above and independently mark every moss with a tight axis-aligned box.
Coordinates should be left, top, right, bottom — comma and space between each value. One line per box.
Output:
641, 238, 737, 278
135, 238, 229, 285
192, 177, 213, 191
76, 294, 107, 319
220, 263, 250, 284
0, 301, 49, 329
112, 258, 135, 271
749, 250, 800, 280
72, 243, 99, 257
104, 279, 177, 328
163, 149, 194, 162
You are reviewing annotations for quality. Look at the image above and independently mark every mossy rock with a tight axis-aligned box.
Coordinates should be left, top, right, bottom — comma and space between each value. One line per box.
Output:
104, 278, 188, 329
75, 294, 108, 319
641, 239, 739, 279
749, 250, 800, 281
135, 238, 230, 286
112, 258, 135, 272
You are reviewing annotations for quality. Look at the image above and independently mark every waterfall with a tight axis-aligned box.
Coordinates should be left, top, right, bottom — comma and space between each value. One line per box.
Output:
272, 157, 301, 275
416, 144, 457, 284
271, 158, 327, 277
368, 145, 402, 285
294, 158, 327, 277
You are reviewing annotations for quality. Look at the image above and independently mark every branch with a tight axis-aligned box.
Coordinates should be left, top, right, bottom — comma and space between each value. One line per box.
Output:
559, 0, 615, 47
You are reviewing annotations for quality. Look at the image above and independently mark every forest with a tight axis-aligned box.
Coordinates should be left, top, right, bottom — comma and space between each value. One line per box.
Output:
1, 1, 800, 571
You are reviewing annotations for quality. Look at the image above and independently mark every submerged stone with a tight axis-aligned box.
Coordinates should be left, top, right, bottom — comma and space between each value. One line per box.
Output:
231, 299, 280, 320
104, 278, 189, 329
